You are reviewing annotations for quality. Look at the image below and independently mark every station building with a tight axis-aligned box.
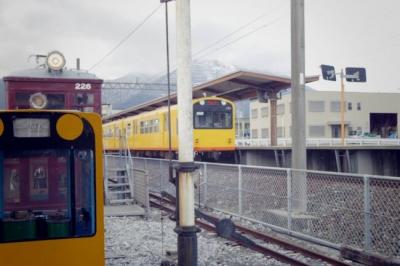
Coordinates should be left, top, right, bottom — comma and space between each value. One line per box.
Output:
249, 88, 400, 140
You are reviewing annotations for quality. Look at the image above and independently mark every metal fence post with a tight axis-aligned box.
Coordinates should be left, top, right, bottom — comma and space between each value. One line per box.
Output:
159, 159, 163, 192
287, 169, 292, 231
363, 175, 372, 251
238, 165, 242, 218
203, 163, 208, 207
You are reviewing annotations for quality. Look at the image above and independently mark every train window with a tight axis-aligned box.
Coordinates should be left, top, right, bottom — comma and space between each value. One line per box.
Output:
193, 100, 233, 129
75, 93, 94, 105
154, 119, 159, 133
127, 123, 132, 136
163, 114, 169, 132
194, 111, 213, 128
0, 149, 95, 243
213, 112, 232, 129
15, 92, 65, 109
133, 121, 137, 135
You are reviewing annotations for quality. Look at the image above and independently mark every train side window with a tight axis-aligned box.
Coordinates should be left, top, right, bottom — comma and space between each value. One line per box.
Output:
154, 119, 159, 133
127, 123, 132, 136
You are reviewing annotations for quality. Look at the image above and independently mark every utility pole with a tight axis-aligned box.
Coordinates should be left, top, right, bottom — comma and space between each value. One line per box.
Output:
291, 0, 307, 211
340, 69, 345, 145
175, 0, 198, 265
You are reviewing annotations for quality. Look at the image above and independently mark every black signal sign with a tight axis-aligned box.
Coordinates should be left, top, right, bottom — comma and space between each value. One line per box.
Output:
321, 65, 336, 81
345, 67, 367, 82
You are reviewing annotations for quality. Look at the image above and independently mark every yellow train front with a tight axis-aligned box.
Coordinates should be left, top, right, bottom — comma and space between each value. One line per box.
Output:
0, 110, 104, 266
103, 97, 236, 160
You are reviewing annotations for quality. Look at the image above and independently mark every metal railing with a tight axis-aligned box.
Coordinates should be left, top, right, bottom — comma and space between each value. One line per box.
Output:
103, 155, 150, 215
107, 155, 400, 258
236, 137, 400, 147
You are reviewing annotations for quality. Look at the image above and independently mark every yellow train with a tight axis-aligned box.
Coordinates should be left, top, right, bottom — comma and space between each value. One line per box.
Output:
0, 110, 104, 266
103, 97, 236, 160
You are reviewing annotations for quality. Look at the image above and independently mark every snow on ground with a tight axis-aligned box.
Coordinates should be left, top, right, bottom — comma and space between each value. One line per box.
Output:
105, 208, 288, 266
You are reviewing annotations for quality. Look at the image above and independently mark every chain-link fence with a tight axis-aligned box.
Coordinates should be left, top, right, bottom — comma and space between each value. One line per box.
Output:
105, 155, 400, 258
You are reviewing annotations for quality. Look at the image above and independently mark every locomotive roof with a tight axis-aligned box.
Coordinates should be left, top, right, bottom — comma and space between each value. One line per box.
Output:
4, 68, 101, 81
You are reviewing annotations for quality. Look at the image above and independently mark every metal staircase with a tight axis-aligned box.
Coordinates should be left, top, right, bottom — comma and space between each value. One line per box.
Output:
104, 129, 135, 205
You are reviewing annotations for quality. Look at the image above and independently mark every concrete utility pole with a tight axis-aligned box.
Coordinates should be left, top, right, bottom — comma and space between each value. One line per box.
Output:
340, 69, 345, 145
175, 0, 198, 265
291, 0, 307, 211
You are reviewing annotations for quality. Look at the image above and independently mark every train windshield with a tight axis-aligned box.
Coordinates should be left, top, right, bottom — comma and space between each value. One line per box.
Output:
0, 149, 95, 243
193, 99, 233, 129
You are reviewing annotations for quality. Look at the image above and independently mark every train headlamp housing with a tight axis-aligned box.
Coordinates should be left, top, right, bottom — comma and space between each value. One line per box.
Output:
47, 50, 66, 71
30, 92, 48, 109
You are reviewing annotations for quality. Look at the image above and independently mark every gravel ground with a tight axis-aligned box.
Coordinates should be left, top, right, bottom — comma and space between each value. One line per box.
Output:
105, 208, 288, 266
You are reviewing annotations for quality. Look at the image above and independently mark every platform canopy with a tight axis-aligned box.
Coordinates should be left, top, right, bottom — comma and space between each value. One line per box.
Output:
103, 70, 319, 122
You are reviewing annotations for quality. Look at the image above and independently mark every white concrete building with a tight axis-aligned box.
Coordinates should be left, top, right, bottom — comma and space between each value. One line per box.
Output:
249, 89, 400, 140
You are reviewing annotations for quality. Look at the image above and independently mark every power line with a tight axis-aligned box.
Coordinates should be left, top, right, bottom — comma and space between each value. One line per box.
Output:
89, 4, 162, 71
192, 13, 267, 57
148, 12, 273, 81
195, 14, 285, 60
148, 4, 285, 81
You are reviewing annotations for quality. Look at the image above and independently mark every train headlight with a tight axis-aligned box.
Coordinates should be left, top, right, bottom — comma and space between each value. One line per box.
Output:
0, 119, 4, 137
221, 100, 226, 106
199, 100, 205, 105
29, 92, 48, 109
47, 50, 66, 71
56, 114, 83, 140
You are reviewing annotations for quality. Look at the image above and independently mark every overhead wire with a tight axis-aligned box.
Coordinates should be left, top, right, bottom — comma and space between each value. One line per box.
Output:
148, 3, 286, 81
192, 13, 267, 57
195, 14, 285, 60
89, 4, 162, 71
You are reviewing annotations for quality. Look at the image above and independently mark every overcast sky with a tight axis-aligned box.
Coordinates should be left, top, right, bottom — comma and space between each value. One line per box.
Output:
0, 0, 399, 92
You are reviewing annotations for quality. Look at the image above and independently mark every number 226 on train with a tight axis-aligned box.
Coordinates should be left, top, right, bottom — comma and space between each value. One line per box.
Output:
0, 110, 104, 266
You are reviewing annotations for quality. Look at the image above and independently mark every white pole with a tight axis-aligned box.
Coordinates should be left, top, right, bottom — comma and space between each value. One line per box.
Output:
291, 0, 307, 212
176, 0, 198, 265
176, 0, 194, 227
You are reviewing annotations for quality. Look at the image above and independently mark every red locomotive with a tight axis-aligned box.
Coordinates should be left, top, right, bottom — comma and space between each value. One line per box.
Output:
3, 51, 103, 114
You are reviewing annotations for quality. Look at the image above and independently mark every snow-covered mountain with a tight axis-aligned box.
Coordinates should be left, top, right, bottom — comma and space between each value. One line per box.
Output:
102, 60, 238, 109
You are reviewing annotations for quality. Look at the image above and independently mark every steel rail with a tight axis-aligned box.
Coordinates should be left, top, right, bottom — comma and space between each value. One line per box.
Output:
149, 192, 351, 266
150, 193, 350, 266
149, 199, 311, 266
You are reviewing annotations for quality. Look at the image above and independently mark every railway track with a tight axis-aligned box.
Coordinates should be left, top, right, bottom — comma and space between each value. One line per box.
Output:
149, 192, 351, 266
